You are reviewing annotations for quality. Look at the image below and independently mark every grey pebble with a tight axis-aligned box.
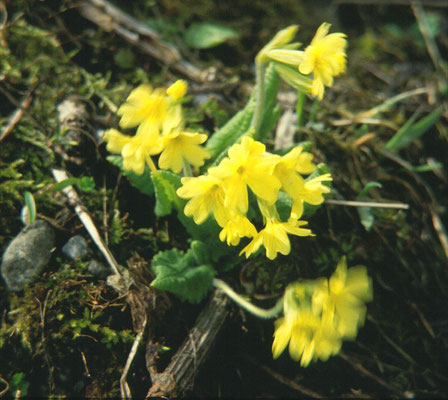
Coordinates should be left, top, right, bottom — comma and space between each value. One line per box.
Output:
62, 235, 90, 260
1, 219, 55, 291
87, 259, 109, 279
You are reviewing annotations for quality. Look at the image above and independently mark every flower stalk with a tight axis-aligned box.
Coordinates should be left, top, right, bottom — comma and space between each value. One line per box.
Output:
213, 278, 283, 319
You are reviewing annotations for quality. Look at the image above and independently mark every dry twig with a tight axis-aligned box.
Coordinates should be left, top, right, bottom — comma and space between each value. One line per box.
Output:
51, 168, 123, 278
243, 354, 324, 398
146, 289, 230, 398
76, 0, 208, 82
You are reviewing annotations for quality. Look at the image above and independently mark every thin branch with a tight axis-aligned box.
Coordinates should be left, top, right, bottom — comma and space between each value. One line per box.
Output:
146, 289, 230, 398
0, 89, 34, 142
335, 0, 448, 6
120, 317, 147, 400
76, 0, 208, 82
0, 374, 10, 397
243, 355, 324, 398
51, 168, 123, 277
339, 351, 403, 396
411, 0, 448, 77
325, 199, 410, 210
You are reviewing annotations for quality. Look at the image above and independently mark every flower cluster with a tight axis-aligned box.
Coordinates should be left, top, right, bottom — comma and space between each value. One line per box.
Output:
272, 257, 373, 366
259, 22, 347, 100
104, 80, 210, 174
177, 136, 332, 259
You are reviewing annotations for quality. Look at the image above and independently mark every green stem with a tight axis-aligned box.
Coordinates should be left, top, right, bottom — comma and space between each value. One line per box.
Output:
296, 90, 306, 130
251, 62, 267, 138
182, 160, 193, 177
213, 278, 283, 319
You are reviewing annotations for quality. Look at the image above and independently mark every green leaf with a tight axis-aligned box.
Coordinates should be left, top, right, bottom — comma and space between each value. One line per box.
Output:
255, 64, 281, 141
185, 22, 239, 49
204, 63, 281, 166
49, 176, 95, 193
205, 96, 256, 164
151, 170, 182, 217
176, 212, 231, 262
10, 372, 29, 397
21, 191, 36, 225
356, 181, 382, 231
151, 248, 216, 303
385, 107, 442, 151
107, 155, 154, 196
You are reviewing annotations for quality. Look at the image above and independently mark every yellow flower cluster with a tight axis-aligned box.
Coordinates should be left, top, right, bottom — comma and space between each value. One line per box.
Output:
177, 136, 332, 259
104, 80, 210, 174
262, 23, 347, 100
272, 257, 373, 366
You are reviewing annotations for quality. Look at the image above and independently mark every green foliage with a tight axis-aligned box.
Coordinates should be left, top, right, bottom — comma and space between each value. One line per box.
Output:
205, 95, 256, 164
107, 155, 154, 196
21, 191, 36, 225
151, 246, 216, 303
9, 372, 30, 397
184, 22, 239, 49
204, 63, 281, 165
49, 176, 95, 193
385, 107, 443, 151
356, 182, 382, 231
254, 64, 281, 141
151, 170, 182, 217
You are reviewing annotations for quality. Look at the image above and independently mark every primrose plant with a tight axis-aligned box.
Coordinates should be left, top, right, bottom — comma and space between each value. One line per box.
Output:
105, 23, 372, 367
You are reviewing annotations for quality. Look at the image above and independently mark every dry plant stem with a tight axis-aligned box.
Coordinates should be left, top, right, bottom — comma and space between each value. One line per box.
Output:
120, 317, 147, 400
380, 149, 448, 259
243, 354, 324, 398
325, 199, 409, 210
146, 289, 230, 398
411, 0, 448, 77
0, 89, 33, 142
77, 0, 205, 82
51, 168, 122, 277
430, 210, 448, 259
335, 0, 448, 6
331, 87, 428, 126
36, 290, 55, 394
339, 352, 403, 396
0, 374, 9, 397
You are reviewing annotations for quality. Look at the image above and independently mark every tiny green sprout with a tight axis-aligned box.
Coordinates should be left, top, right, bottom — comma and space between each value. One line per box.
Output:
20, 191, 36, 225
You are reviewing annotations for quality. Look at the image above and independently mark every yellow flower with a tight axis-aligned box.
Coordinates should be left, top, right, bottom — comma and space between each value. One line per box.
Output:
209, 137, 281, 214
177, 175, 229, 226
298, 23, 347, 100
241, 218, 312, 260
289, 174, 332, 221
166, 80, 188, 100
104, 128, 133, 154
158, 129, 210, 174
117, 83, 185, 130
311, 256, 373, 339
219, 214, 257, 246
104, 120, 163, 174
272, 283, 342, 367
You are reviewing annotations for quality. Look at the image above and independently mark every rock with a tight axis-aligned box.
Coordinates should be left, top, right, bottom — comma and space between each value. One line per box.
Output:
62, 235, 90, 260
1, 219, 55, 291
87, 259, 109, 279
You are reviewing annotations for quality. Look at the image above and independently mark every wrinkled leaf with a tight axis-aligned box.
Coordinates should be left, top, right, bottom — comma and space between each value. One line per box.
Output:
151, 248, 215, 303
107, 155, 154, 196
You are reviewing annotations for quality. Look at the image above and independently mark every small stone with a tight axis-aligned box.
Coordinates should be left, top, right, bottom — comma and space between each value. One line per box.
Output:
62, 235, 90, 260
87, 259, 109, 279
1, 219, 55, 291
